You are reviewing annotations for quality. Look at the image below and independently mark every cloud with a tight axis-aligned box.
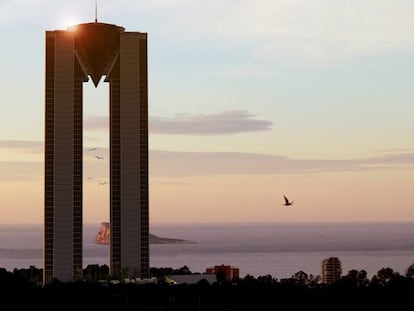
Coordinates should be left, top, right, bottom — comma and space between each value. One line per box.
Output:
87, 111, 273, 135
0, 140, 102, 154
2, 145, 414, 181
374, 148, 414, 154
363, 152, 414, 166
150, 111, 273, 135
149, 151, 414, 177
0, 140, 43, 153
85, 116, 108, 131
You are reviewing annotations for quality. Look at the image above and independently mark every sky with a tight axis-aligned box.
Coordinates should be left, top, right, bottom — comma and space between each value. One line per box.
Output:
0, 0, 413, 224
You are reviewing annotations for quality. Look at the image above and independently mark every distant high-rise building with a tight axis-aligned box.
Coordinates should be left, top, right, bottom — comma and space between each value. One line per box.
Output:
321, 257, 342, 284
44, 21, 149, 283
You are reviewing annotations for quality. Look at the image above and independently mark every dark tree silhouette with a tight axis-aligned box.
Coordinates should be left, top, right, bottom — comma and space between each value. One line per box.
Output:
292, 270, 308, 284
2, 265, 414, 309
406, 263, 414, 278
376, 267, 399, 285
83, 264, 109, 281
342, 269, 369, 287
257, 274, 275, 284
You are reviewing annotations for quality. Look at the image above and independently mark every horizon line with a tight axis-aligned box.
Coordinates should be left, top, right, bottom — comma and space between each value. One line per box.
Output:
1, 220, 413, 226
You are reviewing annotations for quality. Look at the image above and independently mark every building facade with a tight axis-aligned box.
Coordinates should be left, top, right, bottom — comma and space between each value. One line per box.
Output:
205, 265, 240, 282
321, 257, 342, 284
44, 21, 149, 283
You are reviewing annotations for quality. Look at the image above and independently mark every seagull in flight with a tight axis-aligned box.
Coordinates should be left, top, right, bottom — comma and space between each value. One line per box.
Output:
98, 181, 108, 185
283, 195, 293, 206
88, 147, 98, 151
94, 155, 104, 160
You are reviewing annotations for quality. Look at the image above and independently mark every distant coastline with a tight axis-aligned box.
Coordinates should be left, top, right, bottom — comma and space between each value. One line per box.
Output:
148, 233, 196, 244
0, 222, 412, 278
95, 222, 196, 245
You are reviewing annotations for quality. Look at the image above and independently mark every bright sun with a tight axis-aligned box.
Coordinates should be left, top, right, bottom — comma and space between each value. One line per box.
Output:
61, 17, 81, 29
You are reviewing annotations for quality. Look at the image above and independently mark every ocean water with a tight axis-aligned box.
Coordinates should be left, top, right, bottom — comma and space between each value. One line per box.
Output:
0, 222, 413, 279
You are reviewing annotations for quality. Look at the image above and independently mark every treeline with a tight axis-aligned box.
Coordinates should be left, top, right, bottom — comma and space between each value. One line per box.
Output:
1, 264, 414, 308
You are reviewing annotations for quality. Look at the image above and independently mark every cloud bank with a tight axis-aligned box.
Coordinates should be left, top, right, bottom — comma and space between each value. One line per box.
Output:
149, 150, 414, 177
150, 111, 273, 135
2, 141, 414, 181
0, 140, 42, 153
87, 111, 273, 135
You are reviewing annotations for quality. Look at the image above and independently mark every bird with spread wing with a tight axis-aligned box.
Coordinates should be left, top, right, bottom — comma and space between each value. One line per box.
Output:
283, 195, 293, 206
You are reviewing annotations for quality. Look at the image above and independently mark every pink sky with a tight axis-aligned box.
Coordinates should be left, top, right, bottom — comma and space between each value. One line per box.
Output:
0, 0, 414, 224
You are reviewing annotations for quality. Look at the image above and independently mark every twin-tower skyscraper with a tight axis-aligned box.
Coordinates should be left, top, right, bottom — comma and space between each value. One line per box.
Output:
44, 21, 149, 283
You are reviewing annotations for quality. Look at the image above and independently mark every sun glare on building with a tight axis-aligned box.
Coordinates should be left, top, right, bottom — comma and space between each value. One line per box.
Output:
62, 17, 81, 30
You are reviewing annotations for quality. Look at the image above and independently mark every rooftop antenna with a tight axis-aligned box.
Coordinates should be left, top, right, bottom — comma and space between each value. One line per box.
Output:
95, 0, 98, 23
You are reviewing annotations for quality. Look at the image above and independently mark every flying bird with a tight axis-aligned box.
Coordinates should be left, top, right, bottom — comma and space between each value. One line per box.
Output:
283, 195, 293, 206
88, 147, 98, 151
98, 181, 108, 185
94, 155, 104, 160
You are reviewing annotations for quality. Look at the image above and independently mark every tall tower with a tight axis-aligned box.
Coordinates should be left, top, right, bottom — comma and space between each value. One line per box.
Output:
44, 22, 149, 283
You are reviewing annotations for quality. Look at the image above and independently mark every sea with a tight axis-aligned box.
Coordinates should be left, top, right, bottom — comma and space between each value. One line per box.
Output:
0, 222, 413, 279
